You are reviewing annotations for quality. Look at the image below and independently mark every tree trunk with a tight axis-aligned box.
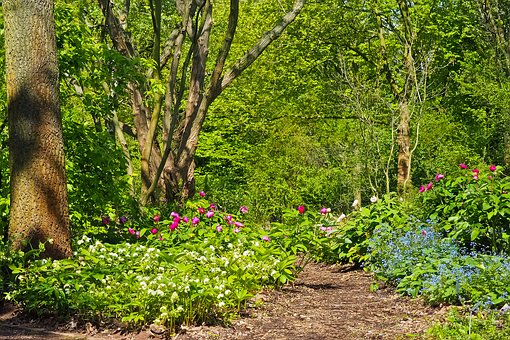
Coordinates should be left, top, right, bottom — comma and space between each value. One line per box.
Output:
4, 0, 72, 259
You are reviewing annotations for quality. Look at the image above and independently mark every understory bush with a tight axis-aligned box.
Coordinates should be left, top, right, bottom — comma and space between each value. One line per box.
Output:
418, 163, 510, 254
367, 218, 510, 307
4, 194, 331, 331
427, 308, 510, 339
328, 193, 410, 264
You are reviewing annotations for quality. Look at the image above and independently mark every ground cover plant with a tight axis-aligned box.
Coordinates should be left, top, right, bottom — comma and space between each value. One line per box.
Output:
2, 194, 333, 333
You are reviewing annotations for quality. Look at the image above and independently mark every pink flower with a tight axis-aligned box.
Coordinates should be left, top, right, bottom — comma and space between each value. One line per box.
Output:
419, 185, 426, 193
320, 226, 327, 231
297, 205, 305, 214
472, 168, 479, 174
473, 174, 479, 181
459, 163, 468, 169
169, 222, 178, 231
490, 165, 497, 172
151, 228, 158, 234
199, 191, 206, 197
198, 207, 206, 214
128, 227, 135, 235
488, 175, 493, 180
182, 216, 189, 223
216, 225, 223, 232
426, 182, 433, 191
320, 208, 328, 215
206, 210, 214, 218
170, 211, 180, 219
233, 228, 241, 233
135, 231, 140, 239
262, 235, 270, 242
192, 217, 200, 225
435, 174, 444, 181
153, 214, 160, 222
159, 237, 163, 241
421, 230, 428, 236
225, 215, 234, 225
209, 203, 217, 210
173, 216, 181, 224
234, 221, 244, 228
239, 206, 249, 214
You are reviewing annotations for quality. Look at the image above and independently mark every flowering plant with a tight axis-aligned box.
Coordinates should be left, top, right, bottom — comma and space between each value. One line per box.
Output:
419, 163, 510, 254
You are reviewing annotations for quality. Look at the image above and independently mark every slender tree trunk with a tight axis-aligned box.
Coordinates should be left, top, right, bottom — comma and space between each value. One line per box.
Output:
4, 0, 72, 259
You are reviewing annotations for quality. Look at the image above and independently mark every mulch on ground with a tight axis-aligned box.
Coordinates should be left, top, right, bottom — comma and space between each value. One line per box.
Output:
0, 262, 447, 339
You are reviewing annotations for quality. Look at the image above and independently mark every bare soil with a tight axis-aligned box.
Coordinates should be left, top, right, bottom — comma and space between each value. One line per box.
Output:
0, 262, 447, 339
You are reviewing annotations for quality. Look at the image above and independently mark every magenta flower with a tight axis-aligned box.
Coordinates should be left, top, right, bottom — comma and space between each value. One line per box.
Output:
182, 216, 189, 223
216, 225, 223, 232
206, 210, 214, 218
459, 163, 468, 169
419, 185, 426, 193
192, 216, 200, 225
234, 221, 244, 228
170, 211, 180, 219
225, 215, 234, 225
209, 203, 217, 210
199, 191, 206, 197
173, 216, 181, 224
262, 235, 270, 242
426, 182, 433, 191
320, 208, 328, 215
490, 165, 497, 172
297, 205, 305, 214
239, 206, 249, 214
102, 216, 111, 225
159, 237, 163, 241
435, 174, 444, 182
128, 227, 135, 235
169, 222, 178, 231
153, 214, 160, 222
198, 207, 206, 214
151, 227, 158, 235
472, 168, 479, 174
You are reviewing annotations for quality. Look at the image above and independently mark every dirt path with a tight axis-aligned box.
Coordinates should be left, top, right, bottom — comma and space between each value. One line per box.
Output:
0, 263, 446, 339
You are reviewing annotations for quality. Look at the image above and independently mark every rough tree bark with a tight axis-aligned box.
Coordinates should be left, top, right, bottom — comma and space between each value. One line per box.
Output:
4, 0, 72, 259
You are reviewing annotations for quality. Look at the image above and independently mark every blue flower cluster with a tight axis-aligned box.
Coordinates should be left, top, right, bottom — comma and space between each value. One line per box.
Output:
367, 217, 510, 308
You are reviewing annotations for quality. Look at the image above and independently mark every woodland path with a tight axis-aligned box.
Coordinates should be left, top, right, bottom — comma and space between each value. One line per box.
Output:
0, 262, 447, 339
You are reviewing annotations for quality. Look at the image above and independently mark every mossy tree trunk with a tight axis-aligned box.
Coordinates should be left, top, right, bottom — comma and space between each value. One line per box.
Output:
4, 0, 72, 259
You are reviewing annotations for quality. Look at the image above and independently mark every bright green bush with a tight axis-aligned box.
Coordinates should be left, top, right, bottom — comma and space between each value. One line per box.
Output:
329, 193, 410, 264
418, 163, 510, 254
4, 195, 332, 330
427, 308, 510, 340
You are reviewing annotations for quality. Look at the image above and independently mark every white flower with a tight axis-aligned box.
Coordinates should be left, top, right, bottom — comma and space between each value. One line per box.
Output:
218, 301, 225, 307
352, 199, 359, 207
336, 213, 346, 223
370, 196, 378, 203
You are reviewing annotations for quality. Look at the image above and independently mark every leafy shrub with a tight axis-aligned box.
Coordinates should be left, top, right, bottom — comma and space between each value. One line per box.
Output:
4, 195, 335, 330
329, 193, 410, 264
64, 122, 135, 238
367, 217, 510, 308
418, 163, 510, 254
427, 308, 510, 340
